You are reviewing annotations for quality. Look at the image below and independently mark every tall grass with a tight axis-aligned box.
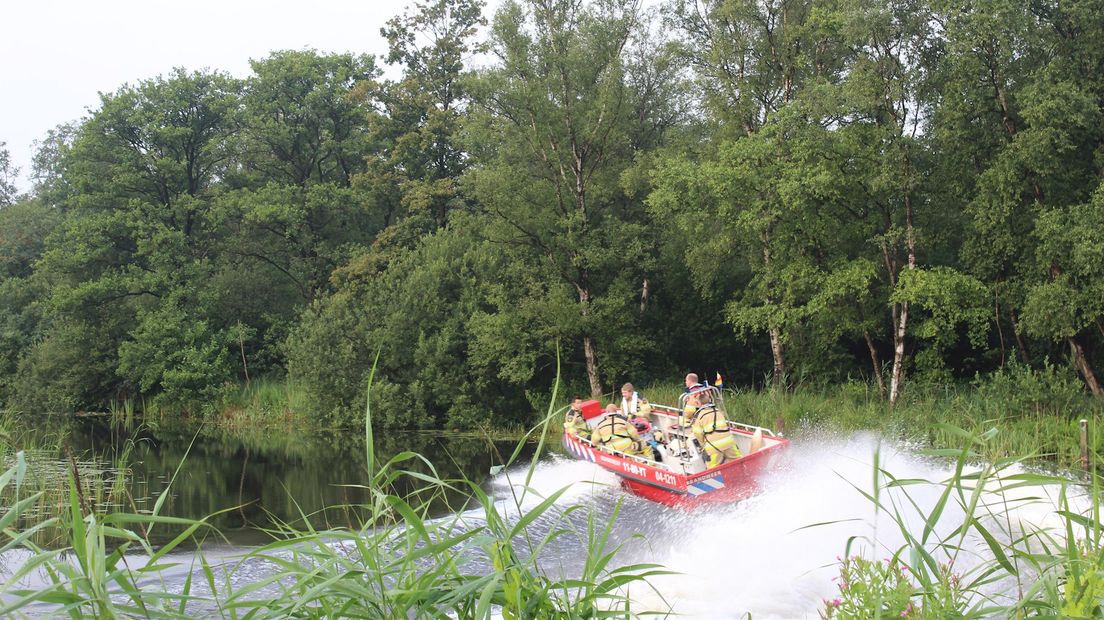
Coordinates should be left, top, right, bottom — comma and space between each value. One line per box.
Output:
0, 365, 665, 618
818, 424, 1104, 619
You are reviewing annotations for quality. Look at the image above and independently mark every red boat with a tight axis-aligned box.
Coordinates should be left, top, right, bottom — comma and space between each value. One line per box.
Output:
562, 385, 788, 506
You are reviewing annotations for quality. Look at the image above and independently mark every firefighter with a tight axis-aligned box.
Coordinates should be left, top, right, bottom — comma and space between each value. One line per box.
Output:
619, 382, 651, 416
684, 372, 703, 392
683, 388, 740, 468
564, 396, 591, 439
594, 404, 652, 460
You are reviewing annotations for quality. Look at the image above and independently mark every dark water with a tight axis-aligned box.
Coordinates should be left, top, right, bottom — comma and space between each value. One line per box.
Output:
10, 417, 542, 547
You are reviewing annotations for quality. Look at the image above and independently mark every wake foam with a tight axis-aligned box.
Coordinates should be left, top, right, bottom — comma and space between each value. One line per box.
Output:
523, 432, 1089, 619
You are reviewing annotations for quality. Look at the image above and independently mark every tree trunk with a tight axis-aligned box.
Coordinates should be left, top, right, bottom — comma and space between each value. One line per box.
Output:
889, 300, 909, 404
1008, 306, 1029, 362
994, 294, 1007, 366
769, 328, 785, 390
864, 330, 886, 398
583, 334, 602, 397
577, 284, 602, 397
1070, 336, 1103, 397
889, 159, 918, 405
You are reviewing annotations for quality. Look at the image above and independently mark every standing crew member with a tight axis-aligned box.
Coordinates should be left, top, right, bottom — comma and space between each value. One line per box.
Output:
684, 387, 740, 468
619, 382, 651, 416
684, 373, 703, 393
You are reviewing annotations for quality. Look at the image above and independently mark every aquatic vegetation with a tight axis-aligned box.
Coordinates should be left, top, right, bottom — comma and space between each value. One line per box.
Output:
819, 426, 1104, 618
820, 556, 922, 620
0, 368, 665, 618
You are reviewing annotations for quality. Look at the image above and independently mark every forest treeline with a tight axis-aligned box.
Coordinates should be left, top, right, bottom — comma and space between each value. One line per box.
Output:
0, 0, 1101, 429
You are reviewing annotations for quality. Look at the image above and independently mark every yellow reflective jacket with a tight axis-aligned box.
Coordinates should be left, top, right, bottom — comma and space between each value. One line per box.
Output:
594, 414, 639, 453
565, 411, 590, 438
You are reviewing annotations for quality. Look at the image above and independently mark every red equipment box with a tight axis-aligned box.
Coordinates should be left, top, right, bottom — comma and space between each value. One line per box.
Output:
580, 399, 603, 419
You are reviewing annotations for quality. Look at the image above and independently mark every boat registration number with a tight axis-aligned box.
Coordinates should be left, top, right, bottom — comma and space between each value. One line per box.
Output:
622, 461, 679, 487
599, 456, 679, 487
654, 471, 678, 486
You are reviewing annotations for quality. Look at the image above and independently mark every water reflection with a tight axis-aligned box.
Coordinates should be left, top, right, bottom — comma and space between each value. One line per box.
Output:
7, 417, 541, 548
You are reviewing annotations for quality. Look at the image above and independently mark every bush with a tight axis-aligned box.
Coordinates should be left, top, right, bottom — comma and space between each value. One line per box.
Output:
820, 555, 921, 620
974, 359, 1086, 418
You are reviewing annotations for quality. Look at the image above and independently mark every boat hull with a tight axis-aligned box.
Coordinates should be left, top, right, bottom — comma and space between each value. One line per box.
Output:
562, 430, 786, 507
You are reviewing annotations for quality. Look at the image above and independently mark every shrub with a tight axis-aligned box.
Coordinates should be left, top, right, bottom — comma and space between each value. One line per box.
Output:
974, 359, 1086, 418
820, 555, 920, 620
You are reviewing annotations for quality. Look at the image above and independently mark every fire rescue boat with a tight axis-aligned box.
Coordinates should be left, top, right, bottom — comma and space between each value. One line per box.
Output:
561, 385, 788, 506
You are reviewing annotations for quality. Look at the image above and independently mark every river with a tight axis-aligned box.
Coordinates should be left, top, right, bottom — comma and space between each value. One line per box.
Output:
2, 419, 1090, 619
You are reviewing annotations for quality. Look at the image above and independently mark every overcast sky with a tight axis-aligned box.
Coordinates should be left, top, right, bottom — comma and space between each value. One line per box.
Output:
1, 0, 479, 192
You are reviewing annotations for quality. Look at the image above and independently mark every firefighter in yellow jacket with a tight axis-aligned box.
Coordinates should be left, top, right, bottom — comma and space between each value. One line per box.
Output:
594, 404, 653, 460
684, 388, 740, 468
564, 396, 591, 439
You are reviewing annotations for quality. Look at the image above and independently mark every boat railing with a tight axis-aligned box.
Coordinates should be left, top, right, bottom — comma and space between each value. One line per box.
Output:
727, 421, 779, 438
570, 434, 665, 468
650, 404, 682, 417
649, 405, 780, 438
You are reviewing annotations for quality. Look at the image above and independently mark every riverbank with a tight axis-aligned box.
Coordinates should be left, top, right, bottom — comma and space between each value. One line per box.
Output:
6, 367, 1102, 472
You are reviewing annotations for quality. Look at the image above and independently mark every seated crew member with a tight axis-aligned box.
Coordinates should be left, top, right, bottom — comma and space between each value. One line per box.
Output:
594, 404, 652, 460
630, 413, 664, 462
619, 382, 651, 417
683, 387, 740, 468
564, 396, 591, 439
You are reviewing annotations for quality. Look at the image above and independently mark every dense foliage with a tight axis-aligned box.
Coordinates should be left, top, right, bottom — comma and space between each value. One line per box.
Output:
0, 0, 1101, 426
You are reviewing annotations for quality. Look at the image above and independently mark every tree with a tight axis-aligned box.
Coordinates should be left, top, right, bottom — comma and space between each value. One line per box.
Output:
236, 50, 380, 188
947, 0, 1104, 395
834, 0, 944, 402
932, 0, 1046, 365
287, 216, 533, 428
0, 142, 20, 207
24, 69, 242, 410
1020, 189, 1104, 395
368, 0, 486, 228
465, 0, 656, 396
0, 199, 60, 408
661, 0, 852, 388
30, 124, 78, 205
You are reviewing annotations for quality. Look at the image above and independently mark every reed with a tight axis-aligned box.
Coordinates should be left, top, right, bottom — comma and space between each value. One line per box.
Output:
207, 378, 312, 429
818, 424, 1104, 618
0, 362, 663, 618
107, 397, 135, 428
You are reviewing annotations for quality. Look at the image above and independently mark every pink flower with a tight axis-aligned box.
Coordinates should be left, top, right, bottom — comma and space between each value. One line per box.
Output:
831, 598, 841, 607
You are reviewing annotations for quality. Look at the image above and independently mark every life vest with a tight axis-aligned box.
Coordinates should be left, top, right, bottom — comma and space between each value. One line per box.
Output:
621, 392, 644, 415
692, 406, 740, 464
692, 405, 728, 436
595, 414, 637, 453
